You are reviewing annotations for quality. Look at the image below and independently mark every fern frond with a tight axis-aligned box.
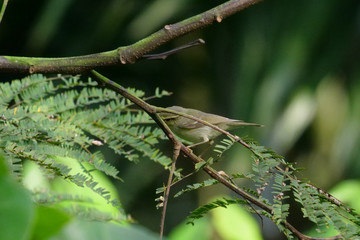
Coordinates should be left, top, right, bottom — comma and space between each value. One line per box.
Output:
213, 137, 236, 157
174, 179, 218, 198
0, 74, 172, 223
291, 178, 360, 238
0, 150, 22, 178
33, 191, 126, 222
187, 197, 248, 225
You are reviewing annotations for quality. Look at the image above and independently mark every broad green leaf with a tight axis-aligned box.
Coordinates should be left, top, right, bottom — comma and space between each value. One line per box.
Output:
168, 217, 211, 240
329, 180, 360, 212
50, 156, 125, 219
50, 221, 159, 240
212, 201, 263, 240
0, 155, 35, 240
31, 206, 71, 240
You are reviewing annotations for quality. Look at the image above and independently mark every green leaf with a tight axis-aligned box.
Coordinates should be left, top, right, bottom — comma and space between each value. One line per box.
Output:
212, 203, 263, 240
187, 197, 248, 225
0, 154, 9, 176
168, 217, 211, 240
194, 161, 206, 170
31, 206, 71, 240
329, 180, 360, 212
51, 221, 159, 240
1, 74, 173, 223
174, 179, 218, 198
0, 155, 35, 240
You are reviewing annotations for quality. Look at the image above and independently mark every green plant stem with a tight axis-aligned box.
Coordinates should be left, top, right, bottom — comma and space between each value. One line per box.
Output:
0, 0, 9, 24
0, 0, 263, 74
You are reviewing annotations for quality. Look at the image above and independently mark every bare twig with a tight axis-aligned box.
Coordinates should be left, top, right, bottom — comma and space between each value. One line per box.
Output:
170, 171, 196, 187
160, 142, 181, 239
143, 39, 205, 60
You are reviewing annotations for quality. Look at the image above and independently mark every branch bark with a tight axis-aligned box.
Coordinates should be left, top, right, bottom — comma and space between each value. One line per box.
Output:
0, 0, 263, 74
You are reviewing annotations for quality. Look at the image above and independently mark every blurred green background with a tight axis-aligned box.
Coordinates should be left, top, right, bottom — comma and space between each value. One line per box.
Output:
1, 0, 360, 239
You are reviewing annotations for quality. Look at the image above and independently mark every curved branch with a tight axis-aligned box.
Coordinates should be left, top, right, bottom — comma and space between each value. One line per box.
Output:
90, 70, 343, 240
0, 0, 263, 74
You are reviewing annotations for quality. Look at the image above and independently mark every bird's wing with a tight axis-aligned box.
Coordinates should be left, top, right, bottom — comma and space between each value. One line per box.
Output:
178, 113, 232, 129
201, 113, 233, 125
176, 117, 203, 129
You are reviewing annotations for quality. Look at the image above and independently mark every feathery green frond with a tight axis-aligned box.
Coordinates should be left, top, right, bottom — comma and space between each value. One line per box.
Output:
0, 74, 172, 222
174, 179, 218, 198
213, 137, 236, 157
187, 197, 248, 225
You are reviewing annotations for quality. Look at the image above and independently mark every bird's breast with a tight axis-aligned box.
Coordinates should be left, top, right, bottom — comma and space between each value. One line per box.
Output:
170, 125, 221, 143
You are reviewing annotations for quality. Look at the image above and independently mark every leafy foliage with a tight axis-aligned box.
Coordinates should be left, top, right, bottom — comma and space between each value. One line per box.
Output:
249, 140, 360, 238
187, 197, 248, 225
180, 138, 360, 239
213, 137, 237, 158
0, 74, 171, 221
174, 178, 218, 198
291, 179, 360, 238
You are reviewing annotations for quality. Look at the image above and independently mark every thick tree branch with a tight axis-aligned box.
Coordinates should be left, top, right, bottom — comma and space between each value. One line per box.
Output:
0, 0, 263, 74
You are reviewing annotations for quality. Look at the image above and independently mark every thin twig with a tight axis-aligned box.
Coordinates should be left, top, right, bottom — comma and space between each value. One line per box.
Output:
143, 39, 205, 60
160, 142, 181, 239
170, 171, 196, 187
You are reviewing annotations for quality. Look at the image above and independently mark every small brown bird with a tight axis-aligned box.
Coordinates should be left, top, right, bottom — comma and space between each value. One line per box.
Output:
160, 106, 262, 147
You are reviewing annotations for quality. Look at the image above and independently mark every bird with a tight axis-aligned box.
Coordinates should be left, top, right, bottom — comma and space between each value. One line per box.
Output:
160, 106, 262, 147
